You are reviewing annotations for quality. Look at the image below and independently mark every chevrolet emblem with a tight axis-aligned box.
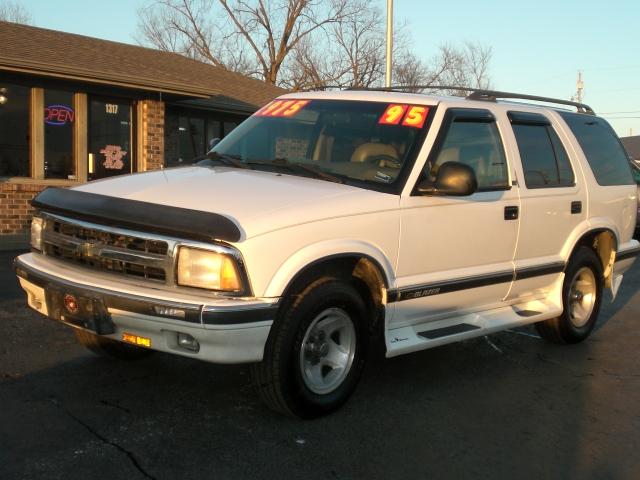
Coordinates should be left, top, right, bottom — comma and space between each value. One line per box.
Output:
78, 242, 100, 258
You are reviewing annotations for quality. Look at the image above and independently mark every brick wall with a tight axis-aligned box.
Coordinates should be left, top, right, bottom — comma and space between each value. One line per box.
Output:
141, 100, 165, 171
0, 182, 45, 235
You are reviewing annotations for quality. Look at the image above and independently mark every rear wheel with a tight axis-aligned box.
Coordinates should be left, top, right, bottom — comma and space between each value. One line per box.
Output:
251, 277, 368, 418
535, 247, 603, 344
74, 329, 154, 361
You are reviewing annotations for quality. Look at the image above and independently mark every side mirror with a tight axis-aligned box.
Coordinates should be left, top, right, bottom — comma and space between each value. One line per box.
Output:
416, 161, 478, 196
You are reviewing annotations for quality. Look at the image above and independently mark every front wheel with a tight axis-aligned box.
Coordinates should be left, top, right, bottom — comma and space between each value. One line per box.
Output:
251, 277, 368, 418
535, 247, 603, 344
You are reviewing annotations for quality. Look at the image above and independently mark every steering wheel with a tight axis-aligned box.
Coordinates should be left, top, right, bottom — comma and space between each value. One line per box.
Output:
365, 155, 402, 169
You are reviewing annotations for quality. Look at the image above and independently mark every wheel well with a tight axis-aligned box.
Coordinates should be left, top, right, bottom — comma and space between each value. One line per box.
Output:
573, 229, 617, 287
279, 255, 388, 335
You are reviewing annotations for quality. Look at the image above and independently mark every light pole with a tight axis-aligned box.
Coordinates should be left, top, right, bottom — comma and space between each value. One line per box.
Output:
385, 0, 393, 88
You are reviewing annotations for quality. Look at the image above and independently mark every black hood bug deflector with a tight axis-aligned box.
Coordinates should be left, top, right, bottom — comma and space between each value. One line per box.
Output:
32, 187, 242, 243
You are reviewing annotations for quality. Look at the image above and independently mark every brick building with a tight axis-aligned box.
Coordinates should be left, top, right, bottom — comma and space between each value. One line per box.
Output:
0, 21, 283, 248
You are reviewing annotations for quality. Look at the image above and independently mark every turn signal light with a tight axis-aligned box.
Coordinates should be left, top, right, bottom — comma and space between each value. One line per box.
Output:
122, 332, 152, 348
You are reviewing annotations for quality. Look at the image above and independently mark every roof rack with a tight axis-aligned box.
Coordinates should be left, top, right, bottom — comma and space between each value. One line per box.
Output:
466, 89, 595, 115
303, 85, 595, 115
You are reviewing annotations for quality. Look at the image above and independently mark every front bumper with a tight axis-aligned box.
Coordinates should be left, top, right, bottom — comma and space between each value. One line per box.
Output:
14, 253, 277, 364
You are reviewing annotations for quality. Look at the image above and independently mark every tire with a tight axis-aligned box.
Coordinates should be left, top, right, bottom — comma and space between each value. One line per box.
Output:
535, 246, 603, 344
74, 329, 154, 361
251, 277, 368, 418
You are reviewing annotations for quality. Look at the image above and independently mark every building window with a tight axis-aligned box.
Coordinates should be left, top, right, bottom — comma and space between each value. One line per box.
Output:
165, 109, 245, 168
179, 116, 205, 162
224, 121, 238, 136
0, 83, 30, 177
89, 98, 133, 180
44, 90, 75, 179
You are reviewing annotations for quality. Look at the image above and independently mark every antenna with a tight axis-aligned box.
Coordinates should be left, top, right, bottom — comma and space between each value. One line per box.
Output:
572, 71, 584, 103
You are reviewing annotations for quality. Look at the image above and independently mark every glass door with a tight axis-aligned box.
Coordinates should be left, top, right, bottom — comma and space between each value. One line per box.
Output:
89, 98, 133, 180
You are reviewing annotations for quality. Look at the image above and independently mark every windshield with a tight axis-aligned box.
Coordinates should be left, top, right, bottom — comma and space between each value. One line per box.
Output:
210, 99, 433, 191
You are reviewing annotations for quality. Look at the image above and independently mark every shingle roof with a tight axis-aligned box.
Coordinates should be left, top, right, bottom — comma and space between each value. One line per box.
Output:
0, 21, 285, 111
621, 136, 640, 160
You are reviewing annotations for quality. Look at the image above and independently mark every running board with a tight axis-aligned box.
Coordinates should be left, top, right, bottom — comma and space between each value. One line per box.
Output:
386, 299, 562, 358
418, 323, 479, 339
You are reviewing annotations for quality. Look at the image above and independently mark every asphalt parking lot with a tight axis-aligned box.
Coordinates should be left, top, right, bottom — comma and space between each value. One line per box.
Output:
1, 250, 639, 480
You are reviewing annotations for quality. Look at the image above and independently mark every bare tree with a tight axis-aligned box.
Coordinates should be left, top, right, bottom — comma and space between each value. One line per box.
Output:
393, 51, 431, 91
393, 42, 492, 95
0, 0, 32, 24
285, 5, 420, 91
137, 1, 493, 91
137, 1, 231, 67
329, 0, 385, 88
462, 41, 492, 89
284, 36, 334, 90
137, 0, 350, 85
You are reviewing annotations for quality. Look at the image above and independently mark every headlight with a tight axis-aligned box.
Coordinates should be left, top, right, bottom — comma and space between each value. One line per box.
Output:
177, 247, 242, 292
30, 216, 43, 251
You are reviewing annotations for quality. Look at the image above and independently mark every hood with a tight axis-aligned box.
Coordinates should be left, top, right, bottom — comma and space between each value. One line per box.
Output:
74, 167, 399, 240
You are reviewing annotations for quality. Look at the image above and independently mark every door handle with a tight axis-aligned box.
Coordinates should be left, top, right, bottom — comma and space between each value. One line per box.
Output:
504, 206, 519, 220
571, 201, 582, 214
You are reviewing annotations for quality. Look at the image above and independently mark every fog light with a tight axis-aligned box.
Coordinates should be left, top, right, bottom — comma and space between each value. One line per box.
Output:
177, 332, 199, 352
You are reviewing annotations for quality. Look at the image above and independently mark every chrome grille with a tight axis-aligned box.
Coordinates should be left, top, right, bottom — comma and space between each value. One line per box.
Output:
41, 215, 172, 283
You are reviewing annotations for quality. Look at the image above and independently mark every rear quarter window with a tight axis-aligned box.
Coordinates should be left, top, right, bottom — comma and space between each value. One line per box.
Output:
559, 112, 634, 186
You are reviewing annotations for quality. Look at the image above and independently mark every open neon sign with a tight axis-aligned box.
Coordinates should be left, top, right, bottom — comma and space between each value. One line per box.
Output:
44, 105, 75, 126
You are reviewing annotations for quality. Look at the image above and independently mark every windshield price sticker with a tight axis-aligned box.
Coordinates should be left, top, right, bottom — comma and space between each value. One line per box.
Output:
379, 104, 429, 128
255, 99, 310, 118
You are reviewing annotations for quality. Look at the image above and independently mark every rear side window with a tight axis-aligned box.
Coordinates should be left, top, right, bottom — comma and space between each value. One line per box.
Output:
559, 112, 634, 186
509, 112, 574, 189
427, 109, 509, 191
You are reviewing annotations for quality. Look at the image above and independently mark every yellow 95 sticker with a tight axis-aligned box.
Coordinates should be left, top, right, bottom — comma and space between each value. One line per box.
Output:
379, 104, 429, 128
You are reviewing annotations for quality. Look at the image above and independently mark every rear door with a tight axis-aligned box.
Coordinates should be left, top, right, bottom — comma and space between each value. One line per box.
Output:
505, 111, 586, 301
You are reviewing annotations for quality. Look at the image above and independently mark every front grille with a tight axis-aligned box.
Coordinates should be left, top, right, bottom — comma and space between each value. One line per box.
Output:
42, 216, 171, 283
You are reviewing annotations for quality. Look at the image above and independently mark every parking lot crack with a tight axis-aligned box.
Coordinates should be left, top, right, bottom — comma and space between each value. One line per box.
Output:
50, 399, 156, 480
100, 399, 132, 414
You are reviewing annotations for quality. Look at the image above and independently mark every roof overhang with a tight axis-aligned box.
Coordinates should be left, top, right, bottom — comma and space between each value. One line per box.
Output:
0, 59, 213, 98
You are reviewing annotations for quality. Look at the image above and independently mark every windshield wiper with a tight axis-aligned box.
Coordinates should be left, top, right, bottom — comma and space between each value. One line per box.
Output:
196, 152, 251, 169
268, 158, 344, 184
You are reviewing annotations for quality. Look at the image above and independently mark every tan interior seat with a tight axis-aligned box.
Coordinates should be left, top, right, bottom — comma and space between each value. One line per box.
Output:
350, 143, 399, 163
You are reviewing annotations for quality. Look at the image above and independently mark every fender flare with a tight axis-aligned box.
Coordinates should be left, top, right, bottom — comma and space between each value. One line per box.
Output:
263, 239, 396, 298
560, 217, 620, 261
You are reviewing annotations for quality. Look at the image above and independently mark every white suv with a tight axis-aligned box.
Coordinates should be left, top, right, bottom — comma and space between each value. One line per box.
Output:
15, 89, 640, 418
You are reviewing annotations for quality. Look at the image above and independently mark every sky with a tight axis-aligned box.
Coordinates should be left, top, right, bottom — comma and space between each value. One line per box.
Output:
20, 0, 640, 138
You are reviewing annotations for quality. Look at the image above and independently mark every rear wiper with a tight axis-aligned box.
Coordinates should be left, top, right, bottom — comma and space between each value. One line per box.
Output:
269, 158, 344, 184
196, 152, 251, 169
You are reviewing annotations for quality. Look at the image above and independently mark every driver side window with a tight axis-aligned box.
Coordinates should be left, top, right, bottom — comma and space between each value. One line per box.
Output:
428, 109, 509, 191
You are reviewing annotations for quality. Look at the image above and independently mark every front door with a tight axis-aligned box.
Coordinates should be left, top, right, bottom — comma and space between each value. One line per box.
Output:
392, 108, 520, 328
88, 98, 133, 180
